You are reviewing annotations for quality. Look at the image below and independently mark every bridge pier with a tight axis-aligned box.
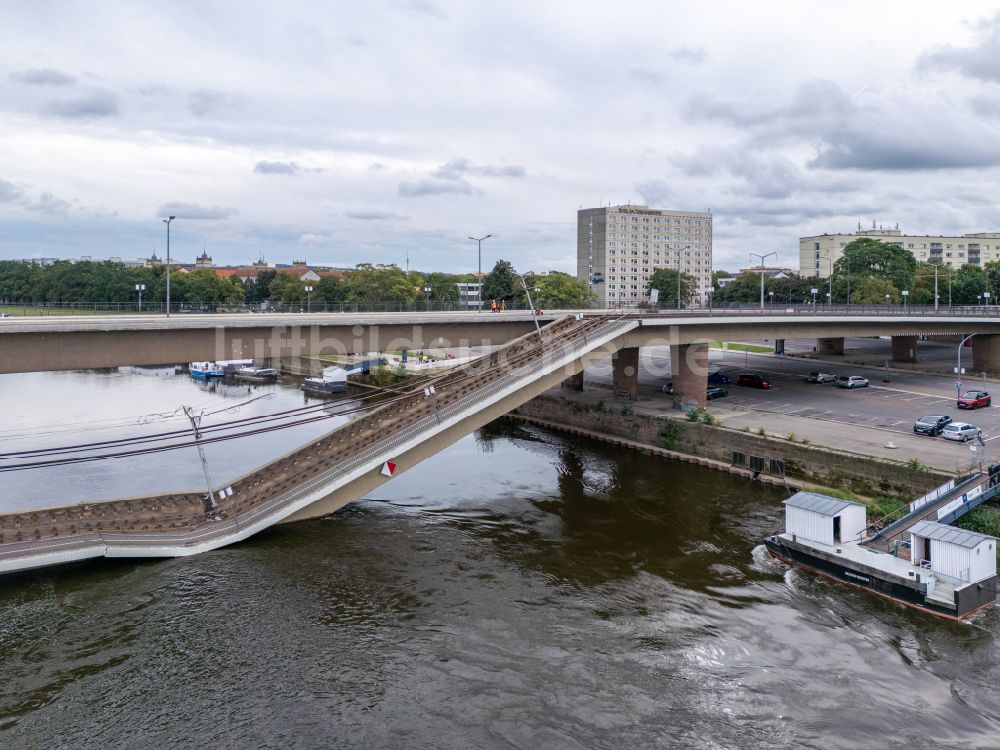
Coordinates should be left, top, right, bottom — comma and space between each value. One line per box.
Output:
612, 347, 639, 401
817, 337, 844, 355
891, 335, 917, 363
561, 371, 584, 391
973, 335, 1000, 373
670, 342, 708, 410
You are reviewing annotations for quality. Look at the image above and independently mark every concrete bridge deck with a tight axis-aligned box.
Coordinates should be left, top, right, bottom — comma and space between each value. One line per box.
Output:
0, 313, 639, 574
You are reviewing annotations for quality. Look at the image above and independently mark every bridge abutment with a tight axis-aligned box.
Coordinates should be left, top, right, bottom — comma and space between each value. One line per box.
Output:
561, 371, 584, 391
891, 335, 917, 363
817, 337, 844, 355
612, 347, 639, 401
973, 335, 1000, 372
670, 342, 708, 409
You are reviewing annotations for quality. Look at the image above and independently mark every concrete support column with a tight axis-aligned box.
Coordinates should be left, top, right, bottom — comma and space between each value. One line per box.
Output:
561, 371, 584, 391
612, 347, 639, 401
670, 342, 709, 410
817, 337, 844, 355
891, 335, 917, 363
973, 335, 1000, 373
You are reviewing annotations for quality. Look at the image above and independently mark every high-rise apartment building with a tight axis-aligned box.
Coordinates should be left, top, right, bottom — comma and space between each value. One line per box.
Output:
801, 225, 1000, 278
577, 204, 713, 305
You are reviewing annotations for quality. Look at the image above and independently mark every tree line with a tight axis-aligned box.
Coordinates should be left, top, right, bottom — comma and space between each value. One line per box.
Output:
0, 258, 596, 308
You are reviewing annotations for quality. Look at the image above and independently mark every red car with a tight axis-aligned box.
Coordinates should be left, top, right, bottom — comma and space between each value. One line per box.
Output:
957, 390, 991, 409
737, 373, 772, 389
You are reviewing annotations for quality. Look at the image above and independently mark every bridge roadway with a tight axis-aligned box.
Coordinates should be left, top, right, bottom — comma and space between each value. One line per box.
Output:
0, 313, 639, 575
6, 305, 1000, 374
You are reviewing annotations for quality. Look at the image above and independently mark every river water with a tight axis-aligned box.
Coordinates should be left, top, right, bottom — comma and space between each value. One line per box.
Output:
1, 370, 1000, 749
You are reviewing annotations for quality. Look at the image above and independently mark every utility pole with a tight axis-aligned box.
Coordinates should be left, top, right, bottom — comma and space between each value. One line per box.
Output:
183, 405, 217, 511
749, 251, 776, 309
934, 265, 939, 313
162, 216, 176, 316
468, 234, 492, 313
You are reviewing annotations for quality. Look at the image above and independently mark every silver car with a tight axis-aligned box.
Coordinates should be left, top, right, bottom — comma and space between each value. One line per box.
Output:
837, 375, 869, 389
941, 422, 982, 442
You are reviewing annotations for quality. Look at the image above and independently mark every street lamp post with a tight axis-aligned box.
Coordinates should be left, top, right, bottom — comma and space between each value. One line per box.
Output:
135, 283, 146, 313
768, 290, 774, 308
810, 287, 817, 307
885, 293, 890, 306
902, 289, 909, 313
468, 234, 492, 312
304, 285, 313, 313
986, 291, 992, 310
958, 334, 976, 399
424, 284, 432, 310
749, 250, 776, 309
162, 216, 175, 316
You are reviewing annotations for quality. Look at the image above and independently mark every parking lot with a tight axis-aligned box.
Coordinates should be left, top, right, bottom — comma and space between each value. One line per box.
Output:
584, 344, 1000, 443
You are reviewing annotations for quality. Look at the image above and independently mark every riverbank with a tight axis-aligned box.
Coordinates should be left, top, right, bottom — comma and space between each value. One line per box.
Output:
514, 393, 950, 500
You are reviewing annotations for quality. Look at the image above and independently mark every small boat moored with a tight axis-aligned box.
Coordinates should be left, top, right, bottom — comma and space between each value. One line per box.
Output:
302, 365, 348, 394
235, 365, 278, 381
189, 361, 225, 380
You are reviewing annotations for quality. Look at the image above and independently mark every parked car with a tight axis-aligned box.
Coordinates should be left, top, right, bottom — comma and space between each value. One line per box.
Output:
737, 373, 772, 389
661, 382, 673, 394
957, 390, 992, 409
837, 375, 869, 389
807, 371, 837, 383
913, 415, 952, 437
941, 422, 982, 442
707, 371, 732, 385
706, 386, 728, 400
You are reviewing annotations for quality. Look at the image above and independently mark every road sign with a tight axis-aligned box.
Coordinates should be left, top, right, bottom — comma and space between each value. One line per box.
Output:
381, 460, 397, 477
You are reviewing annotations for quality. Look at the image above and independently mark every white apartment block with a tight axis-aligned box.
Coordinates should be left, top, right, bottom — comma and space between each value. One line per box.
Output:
577, 204, 713, 305
801, 225, 1000, 278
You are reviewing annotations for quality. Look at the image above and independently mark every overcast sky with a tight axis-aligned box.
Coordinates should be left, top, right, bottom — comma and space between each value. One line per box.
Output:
3, 1, 1000, 273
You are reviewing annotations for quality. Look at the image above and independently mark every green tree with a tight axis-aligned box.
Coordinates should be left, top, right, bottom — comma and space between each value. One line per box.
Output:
345, 263, 416, 303
315, 274, 345, 304
524, 271, 596, 308
482, 260, 517, 302
646, 267, 696, 306
951, 265, 990, 305
833, 237, 917, 292
850, 277, 899, 304
423, 272, 461, 302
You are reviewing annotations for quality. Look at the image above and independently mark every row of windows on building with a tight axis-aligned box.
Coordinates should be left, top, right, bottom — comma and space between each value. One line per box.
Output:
610, 248, 705, 255
607, 231, 708, 238
608, 244, 706, 251
829, 240, 994, 251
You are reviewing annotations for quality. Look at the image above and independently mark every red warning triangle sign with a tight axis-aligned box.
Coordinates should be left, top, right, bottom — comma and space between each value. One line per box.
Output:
381, 460, 397, 477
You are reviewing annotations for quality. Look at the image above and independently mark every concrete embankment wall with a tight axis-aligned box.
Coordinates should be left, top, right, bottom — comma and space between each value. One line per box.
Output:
514, 395, 948, 498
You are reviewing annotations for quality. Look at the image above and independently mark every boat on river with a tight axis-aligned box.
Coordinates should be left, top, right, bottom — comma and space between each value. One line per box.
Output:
765, 470, 1000, 620
235, 365, 278, 382
189, 361, 225, 380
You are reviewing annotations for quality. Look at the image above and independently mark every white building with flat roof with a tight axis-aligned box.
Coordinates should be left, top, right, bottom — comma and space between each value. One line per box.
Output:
577, 204, 713, 305
801, 224, 1000, 278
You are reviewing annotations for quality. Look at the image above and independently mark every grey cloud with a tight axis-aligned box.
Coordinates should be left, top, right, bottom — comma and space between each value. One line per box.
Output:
432, 158, 527, 179
809, 133, 1000, 171
25, 191, 71, 214
398, 178, 476, 197
10, 67, 76, 86
0, 178, 24, 203
41, 89, 119, 118
402, 0, 446, 18
254, 161, 302, 175
344, 209, 408, 220
189, 89, 243, 117
670, 46, 709, 65
917, 15, 1000, 82
157, 202, 239, 220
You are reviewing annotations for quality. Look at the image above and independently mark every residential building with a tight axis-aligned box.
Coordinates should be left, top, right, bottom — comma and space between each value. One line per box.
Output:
801, 224, 1000, 278
577, 204, 713, 305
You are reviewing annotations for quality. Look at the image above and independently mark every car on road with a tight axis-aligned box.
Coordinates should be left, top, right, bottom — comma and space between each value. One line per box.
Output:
708, 371, 732, 384
807, 371, 837, 383
837, 375, 869, 389
913, 415, 952, 437
0, 313, 12, 318
957, 390, 992, 409
737, 373, 772, 389
706, 386, 728, 400
941, 422, 982, 442
661, 382, 673, 394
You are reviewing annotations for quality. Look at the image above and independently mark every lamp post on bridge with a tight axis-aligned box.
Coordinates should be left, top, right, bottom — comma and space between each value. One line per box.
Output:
135, 283, 146, 313
468, 234, 492, 313
162, 215, 175, 316
749, 250, 776, 310
810, 287, 817, 308
305, 285, 313, 313
424, 284, 432, 310
902, 289, 909, 314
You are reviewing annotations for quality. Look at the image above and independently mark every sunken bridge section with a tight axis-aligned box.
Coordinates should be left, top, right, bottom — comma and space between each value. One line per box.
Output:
0, 314, 637, 575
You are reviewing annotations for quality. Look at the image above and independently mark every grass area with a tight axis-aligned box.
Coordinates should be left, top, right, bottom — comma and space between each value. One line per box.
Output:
709, 340, 772, 353
955, 506, 1000, 538
804, 484, 908, 520
0, 305, 129, 317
